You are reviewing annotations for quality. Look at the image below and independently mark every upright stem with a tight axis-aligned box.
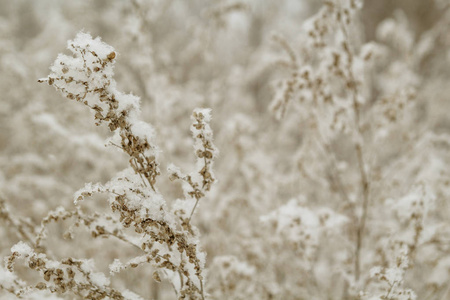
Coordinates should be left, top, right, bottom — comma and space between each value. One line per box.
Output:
354, 141, 370, 281
339, 14, 371, 282
188, 197, 200, 224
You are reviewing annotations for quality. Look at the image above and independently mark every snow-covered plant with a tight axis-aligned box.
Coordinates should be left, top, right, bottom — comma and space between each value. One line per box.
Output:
2, 32, 217, 300
2, 0, 450, 299
264, 0, 450, 298
361, 244, 416, 300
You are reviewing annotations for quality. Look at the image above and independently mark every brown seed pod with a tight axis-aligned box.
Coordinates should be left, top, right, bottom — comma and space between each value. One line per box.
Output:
107, 52, 116, 60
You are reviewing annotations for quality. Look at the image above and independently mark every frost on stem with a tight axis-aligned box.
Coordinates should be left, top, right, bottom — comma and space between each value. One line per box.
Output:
261, 198, 349, 268
39, 31, 159, 191
16, 31, 216, 300
168, 108, 218, 225
361, 245, 417, 300
5, 242, 132, 299
268, 0, 374, 285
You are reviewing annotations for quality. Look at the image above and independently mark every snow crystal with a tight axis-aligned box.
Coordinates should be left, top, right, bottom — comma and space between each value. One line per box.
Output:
74, 182, 105, 204
172, 198, 196, 218
11, 241, 33, 256
193, 108, 212, 123
80, 259, 110, 287
70, 31, 115, 61
89, 271, 110, 288
115, 92, 141, 115
109, 259, 123, 274
130, 120, 156, 145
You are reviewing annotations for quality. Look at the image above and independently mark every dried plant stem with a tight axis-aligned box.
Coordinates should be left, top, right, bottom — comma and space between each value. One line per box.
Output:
0, 196, 36, 245
199, 279, 205, 300
384, 281, 397, 299
318, 134, 354, 214
311, 82, 356, 219
188, 197, 200, 224
354, 141, 370, 281
339, 17, 371, 282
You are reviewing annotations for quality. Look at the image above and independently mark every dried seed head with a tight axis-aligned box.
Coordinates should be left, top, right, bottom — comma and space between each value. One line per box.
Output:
36, 282, 46, 290
107, 52, 116, 60
153, 271, 161, 283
